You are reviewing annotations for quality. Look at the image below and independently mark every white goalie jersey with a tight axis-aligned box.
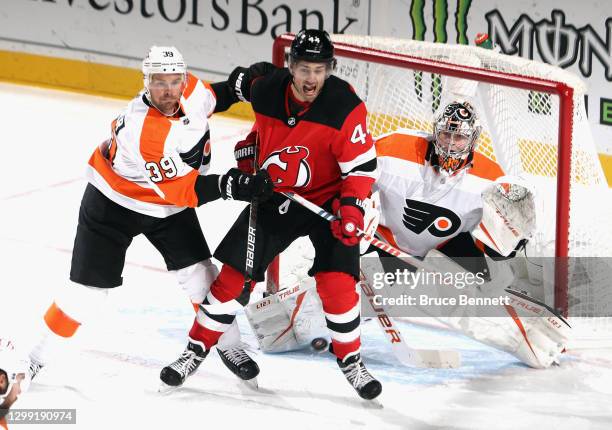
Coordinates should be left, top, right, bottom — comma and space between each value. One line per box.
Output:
373, 129, 504, 257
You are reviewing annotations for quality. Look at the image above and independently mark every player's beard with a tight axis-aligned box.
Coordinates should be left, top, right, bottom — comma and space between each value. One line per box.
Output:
154, 96, 180, 116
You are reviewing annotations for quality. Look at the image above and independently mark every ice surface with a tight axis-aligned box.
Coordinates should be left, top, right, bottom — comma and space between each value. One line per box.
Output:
1, 82, 612, 429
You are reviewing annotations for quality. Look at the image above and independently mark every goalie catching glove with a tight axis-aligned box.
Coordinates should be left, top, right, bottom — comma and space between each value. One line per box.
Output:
473, 175, 536, 257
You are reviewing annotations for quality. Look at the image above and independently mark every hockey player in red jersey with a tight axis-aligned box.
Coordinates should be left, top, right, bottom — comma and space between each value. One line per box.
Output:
161, 30, 382, 400
364, 101, 570, 368
27, 46, 274, 385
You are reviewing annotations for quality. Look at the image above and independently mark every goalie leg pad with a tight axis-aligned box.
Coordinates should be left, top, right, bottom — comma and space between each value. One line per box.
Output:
245, 294, 299, 353
244, 278, 328, 353
454, 299, 570, 368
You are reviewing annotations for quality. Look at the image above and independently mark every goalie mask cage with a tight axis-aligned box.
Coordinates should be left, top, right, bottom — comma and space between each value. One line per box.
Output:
268, 34, 612, 331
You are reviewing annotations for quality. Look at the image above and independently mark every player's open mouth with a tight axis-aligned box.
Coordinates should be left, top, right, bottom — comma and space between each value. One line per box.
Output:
303, 84, 317, 96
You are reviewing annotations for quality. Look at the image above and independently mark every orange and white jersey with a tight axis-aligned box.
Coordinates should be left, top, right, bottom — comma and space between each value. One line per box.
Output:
374, 129, 504, 257
87, 72, 216, 218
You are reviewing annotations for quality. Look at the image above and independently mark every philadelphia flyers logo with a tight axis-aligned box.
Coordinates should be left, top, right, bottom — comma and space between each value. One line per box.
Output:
261, 146, 311, 187
201, 137, 212, 168
180, 131, 211, 170
402, 199, 461, 237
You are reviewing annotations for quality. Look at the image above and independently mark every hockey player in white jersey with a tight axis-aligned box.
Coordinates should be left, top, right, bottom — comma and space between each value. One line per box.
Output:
27, 46, 274, 386
363, 100, 570, 369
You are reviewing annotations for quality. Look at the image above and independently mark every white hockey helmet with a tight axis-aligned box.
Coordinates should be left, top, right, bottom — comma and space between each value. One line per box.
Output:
432, 101, 482, 174
142, 46, 187, 97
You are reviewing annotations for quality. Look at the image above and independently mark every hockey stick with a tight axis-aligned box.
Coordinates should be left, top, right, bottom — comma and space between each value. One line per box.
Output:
204, 184, 437, 314
201, 136, 260, 316
280, 191, 441, 273
360, 270, 461, 368
278, 191, 460, 367
237, 132, 262, 307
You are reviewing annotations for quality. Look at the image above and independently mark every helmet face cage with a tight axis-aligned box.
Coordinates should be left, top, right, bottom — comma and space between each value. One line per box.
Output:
142, 46, 187, 98
289, 29, 337, 77
432, 101, 482, 174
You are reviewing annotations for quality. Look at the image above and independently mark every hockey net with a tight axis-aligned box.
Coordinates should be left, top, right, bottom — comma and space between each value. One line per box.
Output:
269, 34, 612, 337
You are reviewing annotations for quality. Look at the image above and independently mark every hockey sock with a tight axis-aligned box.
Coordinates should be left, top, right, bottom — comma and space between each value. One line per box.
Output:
190, 265, 253, 349
315, 272, 361, 360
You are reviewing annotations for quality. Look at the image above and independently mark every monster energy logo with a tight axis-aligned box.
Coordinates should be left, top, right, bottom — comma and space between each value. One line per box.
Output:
410, 0, 472, 44
409, 0, 473, 113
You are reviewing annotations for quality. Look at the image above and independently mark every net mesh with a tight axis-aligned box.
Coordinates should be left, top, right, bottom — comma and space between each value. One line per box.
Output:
273, 35, 612, 327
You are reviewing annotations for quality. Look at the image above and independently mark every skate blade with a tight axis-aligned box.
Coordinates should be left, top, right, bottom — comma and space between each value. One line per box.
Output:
158, 382, 181, 395
242, 377, 259, 390
362, 398, 383, 409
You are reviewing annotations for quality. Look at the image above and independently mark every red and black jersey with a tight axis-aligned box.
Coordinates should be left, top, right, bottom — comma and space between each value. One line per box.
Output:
250, 68, 377, 205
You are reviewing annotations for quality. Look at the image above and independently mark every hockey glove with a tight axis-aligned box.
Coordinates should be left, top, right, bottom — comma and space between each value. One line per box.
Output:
228, 62, 276, 102
234, 130, 257, 173
331, 197, 365, 247
219, 168, 274, 202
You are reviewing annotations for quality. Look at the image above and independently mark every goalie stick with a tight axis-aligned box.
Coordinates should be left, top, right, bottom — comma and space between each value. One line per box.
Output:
360, 270, 461, 368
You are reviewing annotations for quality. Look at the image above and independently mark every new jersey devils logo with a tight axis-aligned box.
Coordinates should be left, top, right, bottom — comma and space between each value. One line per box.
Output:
402, 199, 461, 238
262, 146, 311, 187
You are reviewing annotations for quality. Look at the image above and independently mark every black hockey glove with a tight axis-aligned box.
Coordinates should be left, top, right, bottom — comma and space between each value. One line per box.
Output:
227, 61, 276, 102
219, 168, 274, 202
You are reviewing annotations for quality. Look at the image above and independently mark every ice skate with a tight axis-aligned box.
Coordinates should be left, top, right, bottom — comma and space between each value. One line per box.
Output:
217, 346, 260, 389
159, 341, 208, 392
337, 353, 382, 400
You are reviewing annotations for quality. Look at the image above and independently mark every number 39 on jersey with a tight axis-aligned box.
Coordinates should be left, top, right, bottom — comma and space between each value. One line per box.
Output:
146, 156, 178, 183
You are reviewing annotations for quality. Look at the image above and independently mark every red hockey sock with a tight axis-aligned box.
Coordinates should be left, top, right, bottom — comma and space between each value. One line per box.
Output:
315, 271, 361, 360
189, 264, 253, 349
